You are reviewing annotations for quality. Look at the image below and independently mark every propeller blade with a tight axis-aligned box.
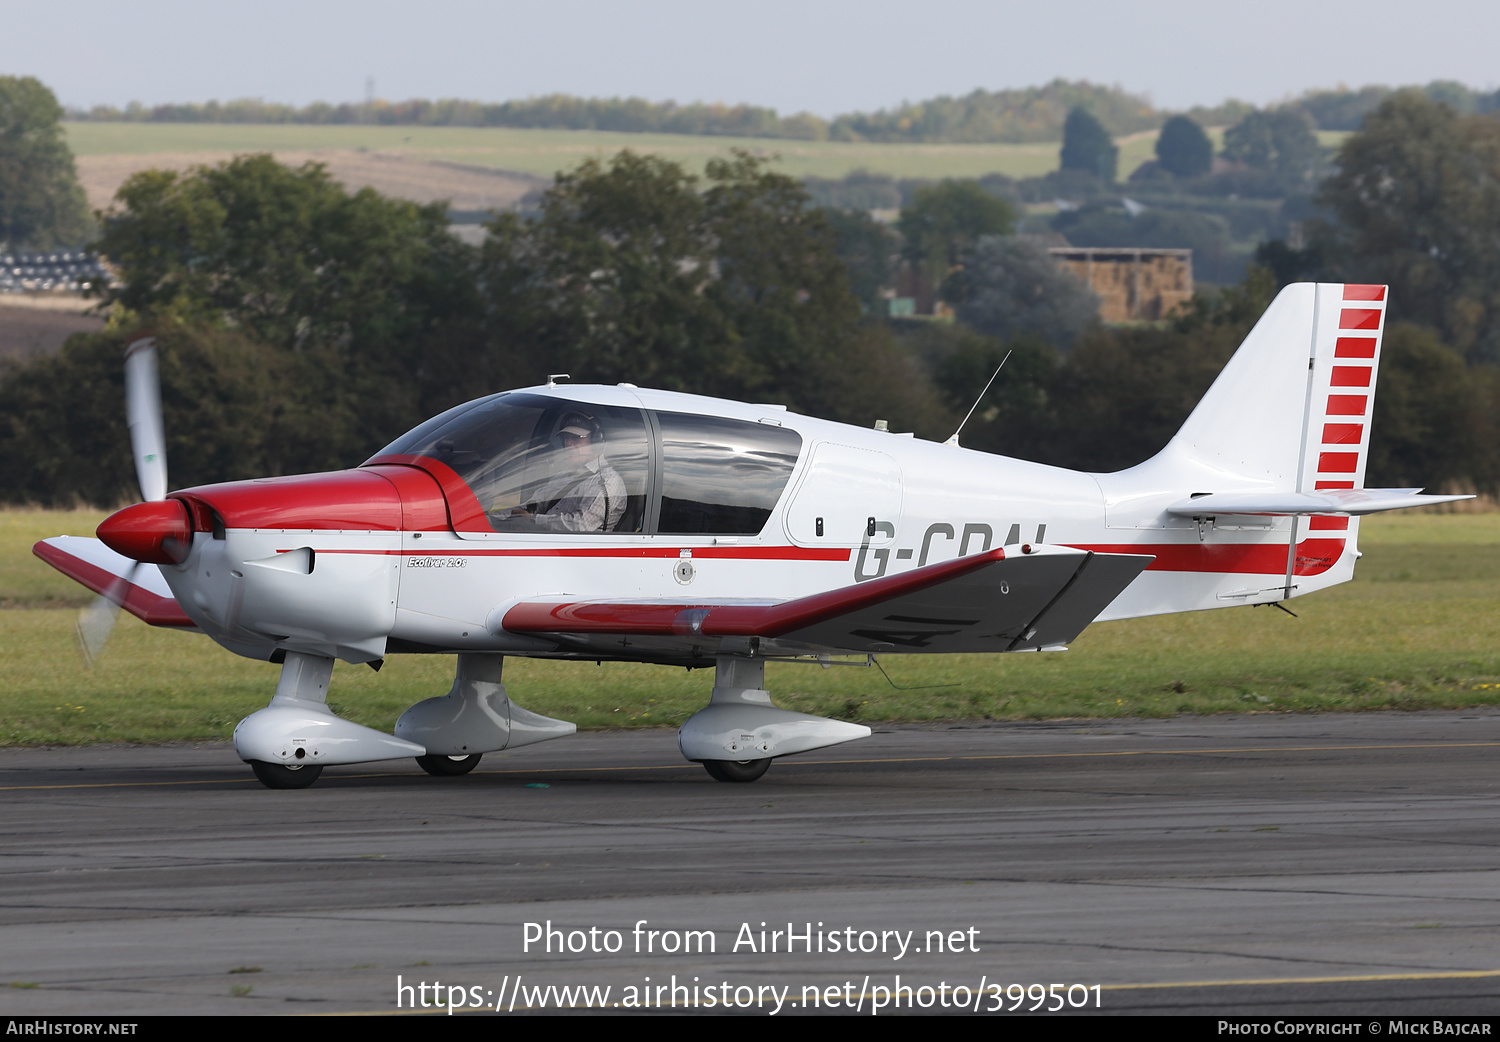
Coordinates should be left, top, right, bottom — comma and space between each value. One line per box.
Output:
124, 335, 167, 502
76, 565, 136, 667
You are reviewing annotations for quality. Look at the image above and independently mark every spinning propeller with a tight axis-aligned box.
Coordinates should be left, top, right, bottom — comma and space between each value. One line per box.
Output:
78, 335, 183, 663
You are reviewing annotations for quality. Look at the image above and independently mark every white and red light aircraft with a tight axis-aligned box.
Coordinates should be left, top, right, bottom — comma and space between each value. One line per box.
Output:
35, 283, 1468, 788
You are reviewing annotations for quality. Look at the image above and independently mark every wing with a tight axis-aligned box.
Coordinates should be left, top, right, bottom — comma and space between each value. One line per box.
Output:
501, 545, 1153, 660
33, 537, 196, 628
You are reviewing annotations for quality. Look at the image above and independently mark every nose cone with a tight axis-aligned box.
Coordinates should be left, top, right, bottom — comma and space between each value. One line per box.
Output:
97, 500, 193, 565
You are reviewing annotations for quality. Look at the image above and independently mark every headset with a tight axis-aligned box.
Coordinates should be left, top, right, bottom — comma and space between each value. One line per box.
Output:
555, 412, 604, 445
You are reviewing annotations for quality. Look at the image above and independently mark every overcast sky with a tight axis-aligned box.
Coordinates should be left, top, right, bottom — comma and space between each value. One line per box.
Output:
6, 0, 1497, 117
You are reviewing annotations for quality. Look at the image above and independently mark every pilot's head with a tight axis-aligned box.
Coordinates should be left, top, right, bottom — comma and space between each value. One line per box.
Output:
556, 414, 602, 457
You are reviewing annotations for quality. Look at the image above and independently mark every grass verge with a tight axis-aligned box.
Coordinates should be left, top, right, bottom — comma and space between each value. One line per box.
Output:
3, 511, 1497, 744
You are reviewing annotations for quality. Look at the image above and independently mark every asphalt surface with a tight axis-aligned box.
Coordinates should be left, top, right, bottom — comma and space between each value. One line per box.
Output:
2, 711, 1499, 1016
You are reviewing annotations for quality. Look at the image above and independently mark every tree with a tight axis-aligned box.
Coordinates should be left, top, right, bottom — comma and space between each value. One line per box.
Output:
1155, 115, 1212, 178
1367, 323, 1497, 492
1315, 92, 1500, 362
1059, 107, 1118, 182
1221, 109, 1321, 187
93, 154, 482, 456
95, 154, 477, 359
822, 207, 898, 315
0, 324, 377, 506
0, 76, 91, 248
954, 236, 1099, 350
481, 150, 941, 427
896, 180, 1016, 288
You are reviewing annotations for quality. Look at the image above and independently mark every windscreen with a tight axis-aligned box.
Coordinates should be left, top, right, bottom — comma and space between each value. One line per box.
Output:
376, 393, 650, 534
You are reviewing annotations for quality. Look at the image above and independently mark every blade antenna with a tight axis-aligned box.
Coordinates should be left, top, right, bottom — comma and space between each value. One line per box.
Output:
945, 349, 1011, 447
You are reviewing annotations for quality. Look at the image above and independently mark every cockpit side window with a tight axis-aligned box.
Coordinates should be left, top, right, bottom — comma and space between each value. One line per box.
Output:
655, 413, 803, 535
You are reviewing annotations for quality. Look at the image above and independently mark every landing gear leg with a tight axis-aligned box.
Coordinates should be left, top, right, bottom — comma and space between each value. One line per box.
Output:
233, 651, 426, 789
680, 656, 869, 783
396, 654, 575, 773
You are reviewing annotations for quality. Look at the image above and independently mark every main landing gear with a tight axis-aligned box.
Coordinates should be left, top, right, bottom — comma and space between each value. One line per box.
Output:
679, 656, 871, 784
416, 753, 482, 776
702, 758, 771, 783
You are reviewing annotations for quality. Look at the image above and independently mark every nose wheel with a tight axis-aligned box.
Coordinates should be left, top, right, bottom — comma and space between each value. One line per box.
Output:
416, 753, 483, 776
702, 758, 771, 783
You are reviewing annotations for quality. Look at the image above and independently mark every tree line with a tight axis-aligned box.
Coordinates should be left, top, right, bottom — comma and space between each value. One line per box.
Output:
72, 79, 1500, 145
64, 81, 1169, 141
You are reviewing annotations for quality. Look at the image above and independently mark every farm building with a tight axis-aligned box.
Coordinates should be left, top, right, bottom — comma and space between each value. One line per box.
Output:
1049, 247, 1192, 322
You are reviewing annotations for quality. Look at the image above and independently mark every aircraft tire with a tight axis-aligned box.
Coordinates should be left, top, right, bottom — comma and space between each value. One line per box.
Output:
249, 761, 323, 789
416, 753, 482, 777
702, 758, 771, 783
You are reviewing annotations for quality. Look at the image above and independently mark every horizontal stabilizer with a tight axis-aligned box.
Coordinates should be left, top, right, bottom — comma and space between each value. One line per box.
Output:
503, 545, 1152, 655
1166, 488, 1474, 517
33, 537, 195, 628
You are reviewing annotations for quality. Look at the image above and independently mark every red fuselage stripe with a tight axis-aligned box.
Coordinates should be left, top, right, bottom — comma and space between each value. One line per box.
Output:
282, 537, 1342, 577
1071, 539, 1344, 577
293, 545, 853, 561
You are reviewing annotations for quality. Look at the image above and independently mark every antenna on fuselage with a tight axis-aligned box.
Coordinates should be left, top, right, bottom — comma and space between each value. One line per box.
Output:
945, 349, 1011, 448
547, 373, 570, 388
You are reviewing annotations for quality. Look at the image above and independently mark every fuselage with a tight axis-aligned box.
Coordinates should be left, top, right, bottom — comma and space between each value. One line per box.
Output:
117, 384, 1357, 666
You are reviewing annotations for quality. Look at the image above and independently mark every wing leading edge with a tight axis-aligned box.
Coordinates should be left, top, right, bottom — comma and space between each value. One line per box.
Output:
33, 536, 196, 628
502, 545, 1153, 658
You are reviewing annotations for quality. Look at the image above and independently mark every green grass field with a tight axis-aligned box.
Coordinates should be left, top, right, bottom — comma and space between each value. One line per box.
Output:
65, 122, 1354, 186
64, 122, 1069, 182
4, 510, 1497, 745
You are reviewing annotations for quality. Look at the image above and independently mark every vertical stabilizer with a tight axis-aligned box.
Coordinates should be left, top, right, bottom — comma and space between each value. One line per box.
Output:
1168, 283, 1387, 492
1092, 283, 1391, 618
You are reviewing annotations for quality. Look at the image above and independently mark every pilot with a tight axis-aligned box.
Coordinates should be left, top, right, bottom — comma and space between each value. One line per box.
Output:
511, 414, 627, 533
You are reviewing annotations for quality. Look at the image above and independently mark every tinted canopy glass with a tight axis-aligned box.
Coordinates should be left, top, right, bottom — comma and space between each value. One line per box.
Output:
377, 393, 650, 533
656, 413, 803, 535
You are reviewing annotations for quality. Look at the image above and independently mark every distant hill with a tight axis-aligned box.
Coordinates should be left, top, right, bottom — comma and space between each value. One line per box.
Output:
70, 80, 1500, 147
71, 80, 1171, 144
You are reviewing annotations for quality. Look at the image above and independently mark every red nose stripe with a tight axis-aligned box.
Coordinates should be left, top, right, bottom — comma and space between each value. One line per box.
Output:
97, 501, 193, 565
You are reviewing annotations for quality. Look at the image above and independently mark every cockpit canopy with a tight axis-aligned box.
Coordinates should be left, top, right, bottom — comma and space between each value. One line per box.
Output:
369, 393, 804, 536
